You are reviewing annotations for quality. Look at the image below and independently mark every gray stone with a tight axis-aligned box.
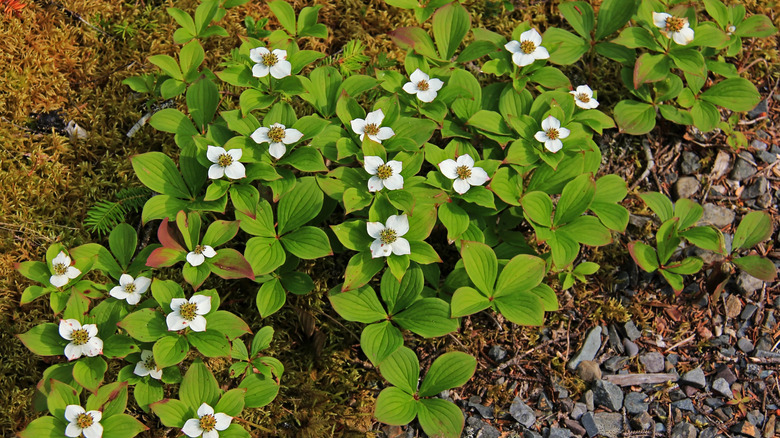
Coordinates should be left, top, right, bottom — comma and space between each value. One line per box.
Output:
537, 392, 553, 411
681, 367, 706, 389
590, 412, 623, 438
622, 339, 639, 358
699, 203, 735, 228
742, 177, 769, 199
730, 421, 760, 438
603, 356, 627, 372
672, 398, 696, 411
675, 177, 701, 199
510, 397, 536, 428
632, 411, 653, 430
756, 335, 773, 352
564, 419, 587, 437
580, 413, 599, 437
730, 152, 757, 181
622, 321, 641, 341
488, 345, 507, 362
465, 416, 501, 438
713, 378, 732, 398
547, 427, 573, 438
592, 380, 623, 411
568, 327, 602, 370
525, 431, 543, 438
737, 337, 755, 353
757, 150, 778, 164
584, 390, 594, 412
751, 139, 768, 151
639, 352, 665, 373
681, 151, 701, 175
706, 397, 725, 408
577, 361, 602, 382
737, 271, 764, 294
671, 422, 698, 438
741, 304, 758, 320
624, 392, 649, 414
747, 99, 767, 119
571, 402, 587, 420
746, 410, 764, 426
468, 400, 494, 419
608, 324, 623, 354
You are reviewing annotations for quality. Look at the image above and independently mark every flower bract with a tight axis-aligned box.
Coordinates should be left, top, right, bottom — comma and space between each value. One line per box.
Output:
653, 12, 694, 45
50, 251, 80, 287
182, 403, 233, 438
364, 156, 403, 192
504, 29, 549, 67
534, 116, 570, 153
166, 295, 211, 332
134, 350, 163, 380
367, 215, 411, 258
206, 146, 245, 180
570, 85, 599, 109
109, 274, 151, 305
250, 123, 304, 159
65, 405, 103, 438
249, 47, 292, 79
186, 244, 216, 267
59, 319, 103, 361
351, 109, 395, 143
402, 69, 444, 103
438, 154, 490, 194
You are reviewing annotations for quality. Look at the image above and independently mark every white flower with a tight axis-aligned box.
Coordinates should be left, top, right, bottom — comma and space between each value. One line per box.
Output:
134, 350, 163, 380
367, 215, 411, 258
182, 403, 233, 438
534, 116, 570, 153
207, 146, 245, 180
570, 85, 599, 109
351, 109, 395, 143
438, 154, 490, 195
250, 123, 304, 159
652, 12, 694, 45
50, 251, 80, 288
186, 244, 217, 267
166, 295, 211, 332
402, 69, 444, 103
249, 47, 292, 79
364, 156, 403, 192
109, 274, 151, 305
726, 25, 736, 35
504, 29, 550, 67
59, 319, 103, 361
65, 405, 103, 438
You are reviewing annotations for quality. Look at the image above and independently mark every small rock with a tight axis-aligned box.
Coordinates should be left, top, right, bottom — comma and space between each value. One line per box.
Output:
730, 421, 759, 438
757, 150, 778, 164
671, 422, 698, 438
624, 392, 649, 415
756, 335, 773, 352
672, 398, 696, 412
465, 417, 500, 438
568, 327, 602, 370
608, 324, 623, 354
747, 99, 768, 119
580, 413, 599, 437
510, 397, 536, 428
633, 412, 654, 430
713, 378, 732, 398
681, 151, 701, 175
706, 398, 725, 409
622, 339, 639, 358
699, 203, 735, 228
584, 390, 594, 412
710, 150, 731, 179
741, 177, 769, 199
547, 427, 573, 438
621, 321, 641, 341
468, 400, 494, 419
764, 415, 776, 438
564, 419, 587, 437
741, 304, 758, 320
751, 139, 768, 151
639, 352, 665, 373
538, 392, 553, 411
675, 177, 701, 199
737, 337, 755, 353
488, 345, 507, 362
571, 402, 587, 420
602, 356, 627, 373
577, 361, 602, 382
592, 380, 623, 411
725, 294, 742, 318
590, 413, 623, 438
730, 152, 757, 181
681, 367, 706, 389
746, 410, 764, 427
737, 271, 764, 294
525, 431, 543, 438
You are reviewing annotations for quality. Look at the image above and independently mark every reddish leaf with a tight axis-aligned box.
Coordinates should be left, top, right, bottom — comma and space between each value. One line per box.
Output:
147, 247, 185, 268
209, 248, 254, 280
157, 217, 186, 251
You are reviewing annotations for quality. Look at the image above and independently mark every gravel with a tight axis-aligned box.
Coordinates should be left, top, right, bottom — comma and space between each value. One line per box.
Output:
681, 367, 706, 389
567, 327, 602, 370
675, 177, 700, 199
624, 392, 649, 414
592, 380, 624, 411
510, 397, 536, 428
639, 352, 665, 373
729, 152, 757, 181
699, 203, 735, 228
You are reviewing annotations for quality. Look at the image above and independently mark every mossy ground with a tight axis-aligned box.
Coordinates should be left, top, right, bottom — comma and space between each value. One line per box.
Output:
1, 0, 778, 436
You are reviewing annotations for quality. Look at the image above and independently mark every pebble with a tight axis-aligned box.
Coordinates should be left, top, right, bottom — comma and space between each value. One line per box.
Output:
639, 352, 665, 373
577, 361, 602, 382
607, 325, 623, 354
737, 271, 764, 294
713, 378, 732, 398
568, 327, 602, 371
730, 421, 759, 438
632, 412, 653, 430
571, 402, 587, 420
730, 152, 757, 181
464, 417, 500, 438
747, 410, 764, 427
564, 419, 587, 436
584, 390, 594, 412
590, 412, 623, 438
741, 304, 758, 320
681, 367, 706, 389
488, 345, 507, 362
681, 151, 701, 175
622, 339, 639, 358
510, 397, 536, 428
737, 337, 755, 353
757, 150, 778, 164
671, 422, 698, 438
741, 176, 769, 199
603, 356, 627, 373
699, 203, 735, 228
525, 431, 543, 438
624, 392, 649, 414
547, 427, 573, 438
580, 413, 598, 437
592, 380, 623, 411
675, 177, 700, 199
751, 139, 768, 151
672, 398, 696, 412
468, 400, 494, 419
538, 392, 553, 411
747, 99, 767, 119
621, 321, 641, 341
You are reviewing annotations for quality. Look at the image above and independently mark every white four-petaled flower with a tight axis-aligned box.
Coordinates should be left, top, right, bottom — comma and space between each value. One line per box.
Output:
59, 319, 103, 361
367, 215, 411, 258
249, 47, 292, 79
351, 109, 395, 143
534, 116, 570, 153
109, 274, 151, 305
167, 295, 211, 332
402, 69, 444, 103
652, 12, 694, 45
134, 350, 163, 380
207, 146, 245, 180
364, 156, 403, 192
182, 403, 233, 438
65, 405, 103, 438
570, 85, 599, 109
438, 154, 490, 195
504, 29, 550, 67
250, 123, 304, 159
50, 251, 80, 288
186, 244, 217, 267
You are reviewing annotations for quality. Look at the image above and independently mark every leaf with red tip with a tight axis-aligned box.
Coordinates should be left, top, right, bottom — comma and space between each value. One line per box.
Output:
157, 217, 186, 251
146, 247, 185, 268
209, 248, 254, 280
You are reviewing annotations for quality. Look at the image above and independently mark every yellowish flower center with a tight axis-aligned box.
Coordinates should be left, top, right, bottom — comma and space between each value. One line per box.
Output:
76, 412, 94, 429
416, 80, 429, 91
125, 282, 136, 293
379, 228, 397, 245
53, 263, 67, 275
364, 123, 380, 136
546, 128, 560, 140
577, 93, 590, 103
193, 245, 205, 255
143, 354, 157, 371
262, 52, 278, 67
217, 154, 233, 167
376, 164, 393, 180
520, 40, 536, 54
665, 16, 686, 33
179, 302, 198, 321
268, 126, 285, 143
199, 414, 217, 432
456, 165, 472, 180
71, 328, 90, 346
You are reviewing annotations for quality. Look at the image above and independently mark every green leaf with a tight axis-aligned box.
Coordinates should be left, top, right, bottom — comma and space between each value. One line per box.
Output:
393, 298, 458, 338
733, 211, 773, 251
389, 26, 439, 60
700, 78, 761, 112
150, 398, 191, 428
214, 388, 246, 418
73, 356, 107, 392
209, 248, 254, 281
668, 47, 706, 78
733, 255, 777, 281
187, 78, 219, 131
149, 54, 183, 80
613, 100, 655, 135
18, 416, 63, 438
17, 323, 65, 356
131, 152, 191, 199
380, 264, 422, 314
277, 177, 323, 235
673, 198, 703, 230
280, 226, 332, 259
633, 53, 671, 89
180, 359, 220, 411
595, 0, 638, 40
450, 286, 491, 317
238, 374, 279, 408
245, 237, 285, 277
268, 0, 296, 35
205, 311, 250, 340
188, 330, 231, 357
108, 223, 137, 269
328, 286, 387, 323
432, 2, 471, 60
559, 2, 594, 39
665, 257, 703, 275
494, 254, 546, 297
118, 309, 168, 343
628, 241, 659, 272
419, 351, 476, 397
417, 398, 464, 438
610, 26, 659, 50
554, 173, 595, 226
680, 226, 725, 254
256, 278, 286, 318
374, 387, 418, 425
179, 40, 204, 76
639, 192, 674, 222
559, 215, 613, 246
656, 218, 681, 265
660, 270, 684, 293
543, 27, 589, 65
735, 15, 778, 38
153, 335, 189, 368
438, 202, 470, 241
493, 292, 545, 326
47, 380, 80, 419
522, 191, 553, 227
690, 99, 720, 132
278, 147, 328, 172
342, 251, 385, 292
378, 346, 419, 394
101, 413, 148, 438
361, 321, 403, 366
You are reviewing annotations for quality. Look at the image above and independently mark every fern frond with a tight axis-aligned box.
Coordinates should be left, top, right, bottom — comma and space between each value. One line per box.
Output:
84, 187, 151, 237
337, 40, 369, 76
